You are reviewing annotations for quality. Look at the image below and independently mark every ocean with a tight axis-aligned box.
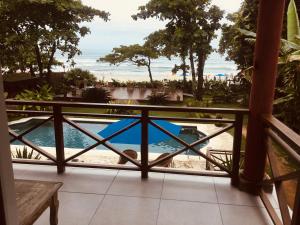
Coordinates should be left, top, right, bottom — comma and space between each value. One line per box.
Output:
56, 49, 237, 82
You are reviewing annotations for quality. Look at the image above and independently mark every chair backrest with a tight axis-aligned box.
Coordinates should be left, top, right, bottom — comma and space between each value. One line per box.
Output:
152, 153, 173, 167
118, 149, 138, 164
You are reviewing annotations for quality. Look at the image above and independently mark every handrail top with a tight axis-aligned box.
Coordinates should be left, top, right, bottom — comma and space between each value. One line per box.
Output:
5, 100, 249, 114
262, 114, 300, 152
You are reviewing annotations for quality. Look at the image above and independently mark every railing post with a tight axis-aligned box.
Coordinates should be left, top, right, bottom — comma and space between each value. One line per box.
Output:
242, 0, 285, 190
292, 177, 300, 225
141, 110, 149, 179
53, 105, 65, 174
231, 114, 243, 186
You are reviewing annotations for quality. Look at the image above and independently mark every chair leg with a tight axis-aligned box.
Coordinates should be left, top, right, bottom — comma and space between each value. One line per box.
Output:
50, 192, 59, 225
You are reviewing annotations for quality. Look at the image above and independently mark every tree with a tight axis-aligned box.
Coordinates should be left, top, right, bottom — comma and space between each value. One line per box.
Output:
219, 0, 259, 71
238, 0, 300, 132
0, 0, 109, 78
274, 0, 300, 133
133, 0, 223, 100
65, 68, 97, 87
146, 29, 190, 88
99, 44, 159, 83
191, 5, 223, 100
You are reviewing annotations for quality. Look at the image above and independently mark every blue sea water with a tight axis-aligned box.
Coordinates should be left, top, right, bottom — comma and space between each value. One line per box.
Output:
55, 49, 237, 82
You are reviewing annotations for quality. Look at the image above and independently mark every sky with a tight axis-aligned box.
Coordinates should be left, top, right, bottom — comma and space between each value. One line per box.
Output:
79, 0, 243, 54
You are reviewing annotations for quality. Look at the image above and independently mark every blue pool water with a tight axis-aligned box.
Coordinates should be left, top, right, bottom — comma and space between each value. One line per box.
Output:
9, 119, 208, 155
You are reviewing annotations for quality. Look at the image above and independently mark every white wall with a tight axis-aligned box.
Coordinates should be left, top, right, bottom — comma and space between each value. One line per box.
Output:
0, 74, 18, 225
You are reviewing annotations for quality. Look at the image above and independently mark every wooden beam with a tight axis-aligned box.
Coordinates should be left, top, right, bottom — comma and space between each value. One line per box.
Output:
0, 74, 19, 225
243, 0, 286, 185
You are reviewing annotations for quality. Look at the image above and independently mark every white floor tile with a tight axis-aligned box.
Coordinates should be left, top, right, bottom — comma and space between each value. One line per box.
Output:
157, 199, 223, 225
60, 168, 117, 194
89, 195, 159, 225
220, 204, 273, 225
14, 165, 118, 194
214, 177, 262, 206
107, 171, 164, 198
162, 174, 218, 203
34, 192, 103, 225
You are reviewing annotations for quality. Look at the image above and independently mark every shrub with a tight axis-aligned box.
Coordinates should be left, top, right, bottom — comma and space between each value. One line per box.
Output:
215, 114, 227, 127
65, 68, 97, 88
12, 146, 41, 160
82, 87, 111, 103
195, 113, 213, 119
106, 100, 136, 115
15, 84, 53, 111
147, 92, 169, 105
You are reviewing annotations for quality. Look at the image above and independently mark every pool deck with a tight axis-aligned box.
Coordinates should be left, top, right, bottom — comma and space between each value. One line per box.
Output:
10, 117, 233, 170
13, 164, 280, 225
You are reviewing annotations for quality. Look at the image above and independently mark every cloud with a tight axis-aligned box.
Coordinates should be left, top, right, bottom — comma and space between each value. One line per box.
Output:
211, 0, 243, 12
79, 0, 243, 52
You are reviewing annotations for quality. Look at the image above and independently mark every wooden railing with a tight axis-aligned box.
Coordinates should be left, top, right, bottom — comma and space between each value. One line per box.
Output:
261, 115, 300, 225
6, 100, 248, 185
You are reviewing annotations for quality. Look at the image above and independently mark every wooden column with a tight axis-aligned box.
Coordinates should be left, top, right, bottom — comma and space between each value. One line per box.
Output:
231, 114, 244, 186
242, 0, 286, 188
53, 106, 65, 174
141, 110, 149, 179
0, 73, 19, 225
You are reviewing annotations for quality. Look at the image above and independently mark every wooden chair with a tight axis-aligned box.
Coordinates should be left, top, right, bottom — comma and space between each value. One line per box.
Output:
118, 149, 138, 164
151, 153, 173, 168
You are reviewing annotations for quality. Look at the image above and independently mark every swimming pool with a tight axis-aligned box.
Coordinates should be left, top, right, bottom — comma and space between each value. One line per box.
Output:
9, 119, 208, 155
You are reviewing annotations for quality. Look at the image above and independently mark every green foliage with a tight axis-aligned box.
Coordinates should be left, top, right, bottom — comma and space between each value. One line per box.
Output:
15, 84, 54, 110
287, 0, 300, 44
204, 80, 241, 104
219, 0, 258, 71
215, 114, 227, 127
82, 87, 111, 103
273, 0, 300, 133
147, 92, 169, 105
108, 79, 172, 89
134, 0, 224, 100
236, 0, 300, 133
0, 0, 109, 77
99, 44, 159, 83
13, 146, 41, 160
207, 150, 245, 171
105, 100, 135, 115
65, 68, 97, 87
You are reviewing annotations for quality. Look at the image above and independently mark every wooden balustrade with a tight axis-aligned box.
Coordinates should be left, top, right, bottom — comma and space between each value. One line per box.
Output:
9, 100, 300, 224
261, 115, 300, 225
6, 100, 248, 184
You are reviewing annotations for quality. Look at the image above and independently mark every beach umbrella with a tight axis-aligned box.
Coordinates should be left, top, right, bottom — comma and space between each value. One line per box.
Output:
98, 118, 181, 144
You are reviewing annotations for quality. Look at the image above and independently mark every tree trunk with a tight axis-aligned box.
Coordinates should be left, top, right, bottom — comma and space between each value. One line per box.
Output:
195, 52, 206, 101
181, 55, 187, 90
34, 44, 43, 77
29, 65, 35, 77
189, 50, 196, 83
147, 57, 153, 84
46, 42, 57, 79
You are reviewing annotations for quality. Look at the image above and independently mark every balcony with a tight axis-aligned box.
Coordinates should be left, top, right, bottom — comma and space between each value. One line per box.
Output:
14, 164, 278, 225
5, 100, 300, 225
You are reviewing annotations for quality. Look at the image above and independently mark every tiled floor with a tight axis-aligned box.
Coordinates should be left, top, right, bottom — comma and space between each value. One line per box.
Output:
13, 164, 279, 225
